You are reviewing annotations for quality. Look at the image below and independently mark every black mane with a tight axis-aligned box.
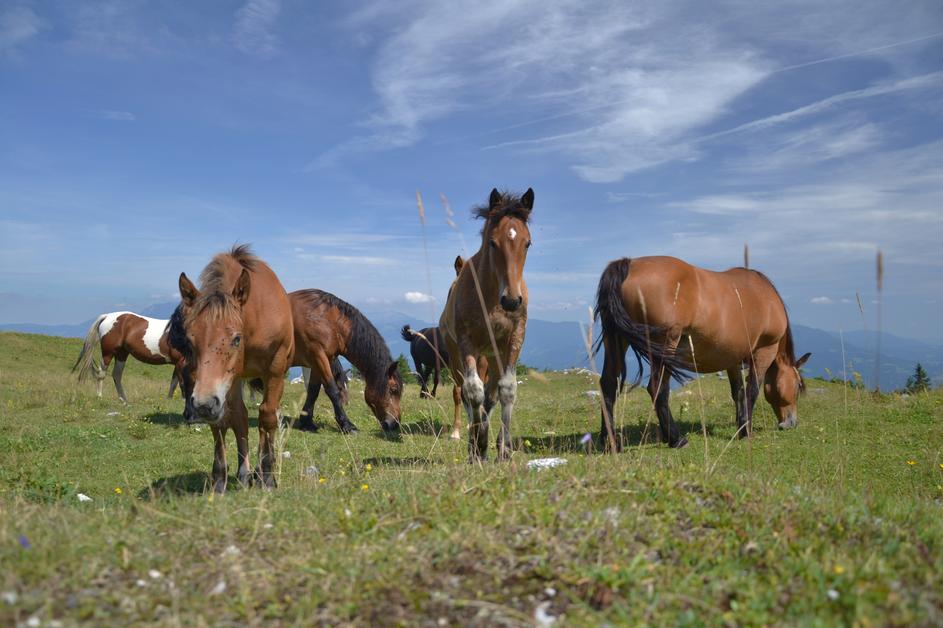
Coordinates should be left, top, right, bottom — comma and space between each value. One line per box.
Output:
472, 189, 532, 233
292, 289, 402, 394
168, 303, 191, 361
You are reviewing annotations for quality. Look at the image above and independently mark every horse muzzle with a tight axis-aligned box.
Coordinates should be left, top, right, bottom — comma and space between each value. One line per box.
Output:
778, 413, 797, 430
500, 295, 523, 312
380, 416, 400, 433
189, 394, 224, 425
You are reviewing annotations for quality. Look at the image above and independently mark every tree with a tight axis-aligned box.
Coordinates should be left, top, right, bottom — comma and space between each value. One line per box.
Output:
904, 363, 931, 394
395, 353, 412, 382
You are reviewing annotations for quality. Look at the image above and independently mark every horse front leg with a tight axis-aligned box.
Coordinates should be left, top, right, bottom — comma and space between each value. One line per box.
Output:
451, 384, 462, 440
461, 354, 488, 462
210, 424, 228, 494
494, 363, 516, 462
255, 376, 283, 489
230, 396, 250, 488
112, 358, 128, 403
727, 366, 748, 438
297, 374, 322, 432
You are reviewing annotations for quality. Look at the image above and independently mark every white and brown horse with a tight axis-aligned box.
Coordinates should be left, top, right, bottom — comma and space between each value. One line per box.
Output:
72, 312, 183, 402
441, 188, 533, 461
594, 256, 811, 451
177, 245, 294, 491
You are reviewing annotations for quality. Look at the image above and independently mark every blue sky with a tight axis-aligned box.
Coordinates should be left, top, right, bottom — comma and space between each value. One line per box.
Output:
1, 0, 942, 341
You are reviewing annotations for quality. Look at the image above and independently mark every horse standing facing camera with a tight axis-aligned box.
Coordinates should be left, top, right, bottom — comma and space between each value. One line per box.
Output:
440, 188, 533, 462
176, 244, 294, 492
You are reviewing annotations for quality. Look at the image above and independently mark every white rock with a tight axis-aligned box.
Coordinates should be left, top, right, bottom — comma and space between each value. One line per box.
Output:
827, 589, 839, 601
527, 457, 568, 470
304, 465, 319, 476
26, 617, 40, 627
534, 601, 557, 626
210, 580, 227, 596
77, 493, 92, 503
221, 545, 240, 557
585, 390, 600, 398
281, 451, 291, 459
106, 411, 121, 416
148, 569, 162, 580
136, 579, 147, 587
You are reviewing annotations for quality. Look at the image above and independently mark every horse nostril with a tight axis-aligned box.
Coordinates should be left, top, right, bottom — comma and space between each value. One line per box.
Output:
212, 395, 221, 409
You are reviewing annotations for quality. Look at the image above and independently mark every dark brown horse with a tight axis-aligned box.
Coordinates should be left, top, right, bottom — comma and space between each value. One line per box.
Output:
441, 188, 533, 461
289, 289, 403, 434
401, 325, 449, 399
594, 256, 811, 451
72, 311, 184, 402
177, 245, 294, 491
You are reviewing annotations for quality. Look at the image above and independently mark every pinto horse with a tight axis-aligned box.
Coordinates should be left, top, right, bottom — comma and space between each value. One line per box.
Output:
177, 245, 294, 491
72, 311, 183, 402
441, 188, 533, 461
401, 325, 449, 399
594, 256, 811, 451
289, 289, 403, 434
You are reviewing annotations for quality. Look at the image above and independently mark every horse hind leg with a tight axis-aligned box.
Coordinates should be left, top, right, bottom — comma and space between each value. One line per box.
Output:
599, 334, 628, 454
112, 359, 128, 403
450, 384, 462, 440
648, 362, 687, 448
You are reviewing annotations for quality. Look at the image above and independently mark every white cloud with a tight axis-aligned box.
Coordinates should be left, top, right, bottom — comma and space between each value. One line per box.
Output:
232, 0, 281, 58
0, 5, 40, 52
98, 109, 136, 122
404, 291, 435, 303
810, 296, 834, 304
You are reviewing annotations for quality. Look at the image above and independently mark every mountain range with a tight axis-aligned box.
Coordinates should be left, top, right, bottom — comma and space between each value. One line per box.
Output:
3, 302, 940, 391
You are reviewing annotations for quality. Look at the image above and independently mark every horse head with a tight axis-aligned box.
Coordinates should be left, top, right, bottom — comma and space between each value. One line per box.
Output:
764, 351, 811, 429
477, 188, 534, 312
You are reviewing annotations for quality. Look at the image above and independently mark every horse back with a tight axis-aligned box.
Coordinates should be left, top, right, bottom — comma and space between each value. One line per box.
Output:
240, 260, 294, 376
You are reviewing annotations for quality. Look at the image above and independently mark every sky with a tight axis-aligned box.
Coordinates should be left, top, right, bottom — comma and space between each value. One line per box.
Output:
1, 0, 942, 341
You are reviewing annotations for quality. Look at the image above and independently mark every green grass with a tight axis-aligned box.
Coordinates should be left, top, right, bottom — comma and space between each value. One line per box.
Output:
1, 331, 942, 625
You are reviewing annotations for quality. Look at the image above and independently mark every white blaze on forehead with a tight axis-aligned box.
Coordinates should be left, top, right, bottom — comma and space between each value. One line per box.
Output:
509, 227, 517, 240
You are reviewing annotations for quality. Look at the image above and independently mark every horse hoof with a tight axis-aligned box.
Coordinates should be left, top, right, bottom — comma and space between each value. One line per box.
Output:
449, 430, 461, 440
295, 420, 319, 433
340, 424, 359, 435
670, 437, 689, 449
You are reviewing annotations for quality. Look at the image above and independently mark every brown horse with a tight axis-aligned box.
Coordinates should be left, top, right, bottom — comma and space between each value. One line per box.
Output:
289, 289, 403, 434
441, 188, 533, 461
72, 311, 184, 402
594, 256, 811, 451
177, 245, 294, 491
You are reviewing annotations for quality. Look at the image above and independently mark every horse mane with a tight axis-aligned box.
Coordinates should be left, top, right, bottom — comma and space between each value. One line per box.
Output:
472, 190, 532, 234
292, 289, 402, 394
745, 268, 805, 390
187, 244, 259, 324
168, 303, 192, 360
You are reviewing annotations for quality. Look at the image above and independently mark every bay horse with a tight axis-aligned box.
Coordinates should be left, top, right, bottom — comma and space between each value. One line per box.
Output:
288, 289, 403, 434
247, 358, 350, 418
177, 245, 294, 491
594, 256, 811, 452
72, 311, 183, 402
400, 325, 449, 398
441, 188, 533, 461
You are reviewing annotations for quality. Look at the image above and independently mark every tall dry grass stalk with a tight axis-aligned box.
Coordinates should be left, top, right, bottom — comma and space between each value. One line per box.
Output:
875, 250, 884, 392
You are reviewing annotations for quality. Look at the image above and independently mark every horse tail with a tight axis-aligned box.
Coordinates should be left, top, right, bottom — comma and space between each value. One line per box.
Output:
72, 314, 107, 382
400, 325, 417, 343
593, 258, 690, 390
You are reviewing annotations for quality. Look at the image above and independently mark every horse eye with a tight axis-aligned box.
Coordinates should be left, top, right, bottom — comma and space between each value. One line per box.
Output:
489, 240, 498, 249
232, 335, 241, 347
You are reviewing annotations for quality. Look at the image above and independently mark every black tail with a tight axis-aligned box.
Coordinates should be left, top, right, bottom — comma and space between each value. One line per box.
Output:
400, 325, 417, 343
593, 258, 691, 390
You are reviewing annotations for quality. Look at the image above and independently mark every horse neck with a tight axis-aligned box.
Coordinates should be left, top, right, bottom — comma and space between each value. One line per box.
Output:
340, 321, 389, 393
469, 246, 502, 308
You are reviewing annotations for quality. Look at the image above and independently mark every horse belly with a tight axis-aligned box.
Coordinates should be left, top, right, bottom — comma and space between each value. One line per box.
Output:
681, 333, 745, 374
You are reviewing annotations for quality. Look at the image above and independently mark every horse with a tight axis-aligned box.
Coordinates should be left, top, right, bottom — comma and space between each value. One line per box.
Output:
440, 188, 534, 461
177, 244, 294, 491
72, 311, 183, 402
593, 256, 812, 452
247, 358, 350, 415
288, 289, 403, 434
400, 325, 449, 398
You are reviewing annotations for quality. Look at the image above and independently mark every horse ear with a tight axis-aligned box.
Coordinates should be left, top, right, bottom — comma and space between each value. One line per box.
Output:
795, 352, 811, 368
521, 187, 534, 211
233, 268, 251, 306
387, 361, 399, 379
179, 272, 199, 307
453, 255, 464, 275
489, 188, 501, 209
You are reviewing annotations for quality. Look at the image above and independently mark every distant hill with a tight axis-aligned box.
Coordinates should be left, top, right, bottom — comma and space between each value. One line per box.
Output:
3, 307, 940, 390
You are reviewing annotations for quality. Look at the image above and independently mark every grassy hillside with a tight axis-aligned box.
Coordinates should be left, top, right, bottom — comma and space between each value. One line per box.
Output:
1, 331, 941, 625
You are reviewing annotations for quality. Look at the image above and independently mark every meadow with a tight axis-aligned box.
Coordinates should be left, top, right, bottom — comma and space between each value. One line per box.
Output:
1, 331, 941, 625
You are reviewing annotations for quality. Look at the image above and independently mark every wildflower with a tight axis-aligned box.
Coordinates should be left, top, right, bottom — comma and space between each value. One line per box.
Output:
833, 565, 845, 575
365, 464, 373, 472
524, 439, 532, 448
906, 460, 916, 466
580, 433, 592, 445
17, 535, 30, 549
826, 589, 839, 601
114, 487, 122, 495
939, 463, 943, 470
361, 484, 369, 492
319, 477, 327, 484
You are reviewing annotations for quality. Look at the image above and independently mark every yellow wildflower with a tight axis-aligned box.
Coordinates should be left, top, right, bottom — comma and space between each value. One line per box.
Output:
906, 460, 916, 466
318, 477, 327, 484
114, 487, 122, 495
361, 484, 369, 492
365, 464, 373, 472
833, 565, 845, 575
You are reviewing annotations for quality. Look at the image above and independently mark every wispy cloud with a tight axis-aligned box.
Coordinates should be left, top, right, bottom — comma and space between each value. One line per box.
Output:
810, 296, 834, 304
0, 4, 41, 52
97, 109, 136, 122
232, 0, 281, 58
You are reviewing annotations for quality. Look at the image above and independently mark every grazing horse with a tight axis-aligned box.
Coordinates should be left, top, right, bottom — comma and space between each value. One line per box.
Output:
441, 188, 533, 461
248, 358, 350, 415
594, 256, 811, 452
401, 325, 449, 398
288, 289, 403, 434
177, 245, 294, 491
72, 311, 183, 402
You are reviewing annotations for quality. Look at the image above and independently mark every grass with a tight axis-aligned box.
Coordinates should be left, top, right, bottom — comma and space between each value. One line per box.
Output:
1, 330, 942, 625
